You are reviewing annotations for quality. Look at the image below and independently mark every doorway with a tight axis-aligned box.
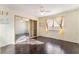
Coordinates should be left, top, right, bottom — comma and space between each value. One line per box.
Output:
29, 20, 37, 38
14, 15, 29, 43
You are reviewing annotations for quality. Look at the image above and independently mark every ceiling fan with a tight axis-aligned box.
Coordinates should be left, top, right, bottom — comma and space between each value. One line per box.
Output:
40, 6, 51, 15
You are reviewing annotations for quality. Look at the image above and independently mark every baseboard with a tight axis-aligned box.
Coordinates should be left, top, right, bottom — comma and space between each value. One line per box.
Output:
37, 36, 79, 44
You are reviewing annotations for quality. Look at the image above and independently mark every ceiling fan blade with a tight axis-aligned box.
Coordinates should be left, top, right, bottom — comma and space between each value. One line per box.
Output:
40, 6, 51, 13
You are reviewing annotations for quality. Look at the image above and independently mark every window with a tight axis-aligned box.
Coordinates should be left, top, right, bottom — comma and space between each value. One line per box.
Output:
47, 16, 64, 31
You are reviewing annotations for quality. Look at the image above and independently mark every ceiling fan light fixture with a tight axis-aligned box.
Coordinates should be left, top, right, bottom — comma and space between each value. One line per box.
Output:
40, 6, 50, 15
40, 11, 46, 15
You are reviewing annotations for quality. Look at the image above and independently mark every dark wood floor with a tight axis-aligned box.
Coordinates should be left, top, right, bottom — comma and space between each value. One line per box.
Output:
0, 36, 79, 54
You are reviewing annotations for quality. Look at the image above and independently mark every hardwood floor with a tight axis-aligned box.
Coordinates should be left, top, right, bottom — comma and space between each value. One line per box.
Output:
0, 36, 79, 54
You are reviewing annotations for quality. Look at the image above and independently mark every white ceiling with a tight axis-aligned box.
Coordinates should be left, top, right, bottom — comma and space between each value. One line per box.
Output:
1, 4, 79, 18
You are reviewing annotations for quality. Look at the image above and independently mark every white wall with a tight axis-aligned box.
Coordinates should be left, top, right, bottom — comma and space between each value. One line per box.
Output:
0, 6, 31, 48
15, 17, 29, 35
38, 17, 64, 39
0, 6, 15, 47
38, 9, 79, 44
77, 9, 79, 43
64, 9, 78, 43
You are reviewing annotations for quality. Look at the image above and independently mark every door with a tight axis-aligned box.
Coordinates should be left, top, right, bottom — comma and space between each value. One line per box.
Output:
29, 20, 37, 38
33, 21, 37, 37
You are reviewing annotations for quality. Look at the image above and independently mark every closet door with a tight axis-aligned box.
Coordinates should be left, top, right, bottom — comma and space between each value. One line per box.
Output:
33, 21, 37, 37
29, 20, 37, 38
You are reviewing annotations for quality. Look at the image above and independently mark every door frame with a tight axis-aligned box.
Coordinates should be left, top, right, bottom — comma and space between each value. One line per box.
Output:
14, 15, 29, 43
